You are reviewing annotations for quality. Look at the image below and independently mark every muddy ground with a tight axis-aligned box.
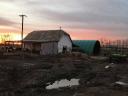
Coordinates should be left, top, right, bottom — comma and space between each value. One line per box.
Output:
0, 53, 128, 96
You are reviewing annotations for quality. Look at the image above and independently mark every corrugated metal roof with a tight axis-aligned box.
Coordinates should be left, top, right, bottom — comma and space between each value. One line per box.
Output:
73, 40, 101, 55
24, 30, 70, 42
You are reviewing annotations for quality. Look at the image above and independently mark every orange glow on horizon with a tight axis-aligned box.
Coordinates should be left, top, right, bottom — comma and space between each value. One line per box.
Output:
0, 28, 126, 43
68, 29, 103, 40
68, 29, 123, 40
0, 25, 28, 43
0, 32, 27, 43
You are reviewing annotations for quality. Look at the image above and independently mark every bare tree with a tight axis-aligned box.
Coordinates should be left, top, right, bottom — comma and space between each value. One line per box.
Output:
0, 34, 12, 44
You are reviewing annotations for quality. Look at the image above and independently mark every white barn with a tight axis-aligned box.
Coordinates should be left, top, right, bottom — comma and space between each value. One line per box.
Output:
23, 30, 72, 55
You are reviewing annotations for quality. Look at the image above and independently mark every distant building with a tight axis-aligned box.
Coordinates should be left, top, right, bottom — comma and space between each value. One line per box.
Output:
23, 30, 72, 55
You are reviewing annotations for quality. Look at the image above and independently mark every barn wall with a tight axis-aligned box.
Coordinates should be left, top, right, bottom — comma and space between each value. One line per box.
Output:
58, 35, 72, 53
32, 43, 41, 51
40, 42, 58, 55
24, 43, 41, 51
24, 43, 32, 50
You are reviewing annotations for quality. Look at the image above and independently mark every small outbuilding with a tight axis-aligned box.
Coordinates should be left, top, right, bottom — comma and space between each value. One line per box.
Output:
23, 30, 72, 55
73, 40, 101, 55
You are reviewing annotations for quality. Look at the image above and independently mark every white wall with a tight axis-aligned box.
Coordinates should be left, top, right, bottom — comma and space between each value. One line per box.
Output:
58, 35, 72, 53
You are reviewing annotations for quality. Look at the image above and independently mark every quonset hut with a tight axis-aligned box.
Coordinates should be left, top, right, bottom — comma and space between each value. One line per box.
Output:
73, 40, 101, 55
23, 30, 72, 55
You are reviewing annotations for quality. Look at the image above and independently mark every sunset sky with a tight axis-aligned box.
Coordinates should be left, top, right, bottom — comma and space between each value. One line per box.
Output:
0, 0, 128, 41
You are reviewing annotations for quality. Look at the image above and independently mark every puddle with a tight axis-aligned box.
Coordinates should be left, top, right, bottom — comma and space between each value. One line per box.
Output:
46, 79, 79, 89
115, 81, 128, 86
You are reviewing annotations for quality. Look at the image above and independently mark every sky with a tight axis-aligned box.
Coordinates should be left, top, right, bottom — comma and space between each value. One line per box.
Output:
0, 0, 128, 40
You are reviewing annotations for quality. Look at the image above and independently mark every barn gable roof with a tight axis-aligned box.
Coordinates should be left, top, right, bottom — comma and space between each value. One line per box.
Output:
23, 30, 71, 42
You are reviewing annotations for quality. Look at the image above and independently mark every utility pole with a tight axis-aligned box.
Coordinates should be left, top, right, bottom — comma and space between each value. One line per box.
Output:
19, 14, 27, 50
60, 26, 62, 30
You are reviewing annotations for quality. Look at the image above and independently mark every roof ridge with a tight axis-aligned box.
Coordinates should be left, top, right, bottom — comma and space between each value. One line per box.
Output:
24, 30, 70, 42
32, 29, 64, 32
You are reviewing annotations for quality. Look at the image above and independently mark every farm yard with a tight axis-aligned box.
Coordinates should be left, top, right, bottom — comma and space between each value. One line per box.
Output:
0, 53, 127, 96
0, 0, 128, 96
0, 30, 128, 96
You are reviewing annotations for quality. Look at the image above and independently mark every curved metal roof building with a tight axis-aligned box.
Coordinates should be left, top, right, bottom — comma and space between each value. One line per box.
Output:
73, 40, 101, 55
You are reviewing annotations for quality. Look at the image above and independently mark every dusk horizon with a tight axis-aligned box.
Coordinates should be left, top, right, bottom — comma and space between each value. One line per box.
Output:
0, 0, 128, 41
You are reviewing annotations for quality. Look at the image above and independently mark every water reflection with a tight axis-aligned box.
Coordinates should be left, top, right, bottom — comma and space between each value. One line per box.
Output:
46, 79, 79, 89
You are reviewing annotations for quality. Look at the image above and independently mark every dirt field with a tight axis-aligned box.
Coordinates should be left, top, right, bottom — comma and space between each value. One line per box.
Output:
0, 53, 128, 96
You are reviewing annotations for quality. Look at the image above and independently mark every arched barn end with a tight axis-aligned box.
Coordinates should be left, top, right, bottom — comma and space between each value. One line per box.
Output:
73, 40, 101, 55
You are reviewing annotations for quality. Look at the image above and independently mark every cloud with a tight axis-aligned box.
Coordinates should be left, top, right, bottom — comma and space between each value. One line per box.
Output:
8, 0, 128, 26
25, 0, 126, 32
0, 0, 128, 39
0, 0, 16, 2
0, 17, 16, 26
36, 8, 128, 32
